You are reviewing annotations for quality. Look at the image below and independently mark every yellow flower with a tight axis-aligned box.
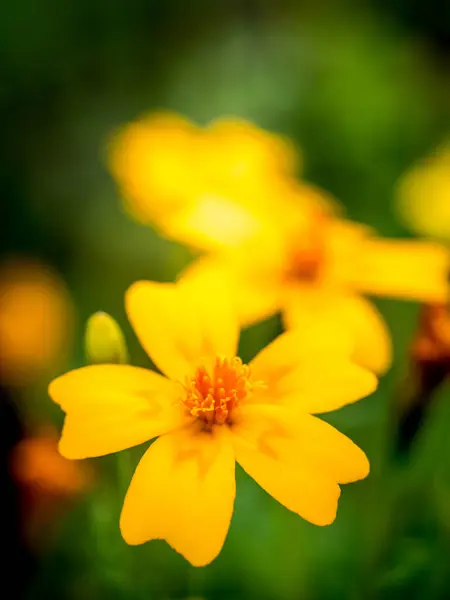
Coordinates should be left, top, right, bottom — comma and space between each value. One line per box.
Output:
183, 209, 449, 375
108, 112, 334, 251
108, 112, 448, 375
397, 142, 450, 240
49, 275, 377, 566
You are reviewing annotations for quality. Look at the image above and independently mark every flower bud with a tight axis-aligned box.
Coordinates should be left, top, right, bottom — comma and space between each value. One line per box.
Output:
84, 312, 128, 365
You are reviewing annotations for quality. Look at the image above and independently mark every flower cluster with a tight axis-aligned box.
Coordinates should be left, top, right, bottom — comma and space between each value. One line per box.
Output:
49, 113, 450, 566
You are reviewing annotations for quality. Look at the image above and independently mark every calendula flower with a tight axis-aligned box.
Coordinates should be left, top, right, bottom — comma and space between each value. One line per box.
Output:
49, 275, 377, 566
108, 112, 335, 251
183, 208, 449, 375
0, 258, 74, 385
397, 142, 450, 240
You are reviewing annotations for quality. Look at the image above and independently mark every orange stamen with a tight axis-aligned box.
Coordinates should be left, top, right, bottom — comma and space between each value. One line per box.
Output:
183, 356, 254, 425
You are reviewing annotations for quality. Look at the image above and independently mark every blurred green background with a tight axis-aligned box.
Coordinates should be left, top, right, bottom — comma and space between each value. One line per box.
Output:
2, 1, 450, 598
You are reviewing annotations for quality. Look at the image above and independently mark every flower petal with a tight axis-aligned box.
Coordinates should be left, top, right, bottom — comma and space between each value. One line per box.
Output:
163, 195, 268, 253
249, 323, 355, 392
249, 358, 377, 415
232, 408, 342, 525
49, 365, 186, 459
107, 112, 200, 223
206, 117, 299, 178
179, 256, 281, 327
396, 148, 450, 241
283, 289, 392, 374
120, 426, 235, 566
126, 279, 239, 382
233, 404, 369, 486
350, 239, 450, 303
178, 265, 239, 359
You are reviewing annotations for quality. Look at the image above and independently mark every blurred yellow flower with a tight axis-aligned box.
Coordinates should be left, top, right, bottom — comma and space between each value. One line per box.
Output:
108, 112, 334, 251
108, 111, 448, 375
49, 274, 377, 566
397, 142, 450, 240
184, 209, 449, 375
0, 258, 74, 385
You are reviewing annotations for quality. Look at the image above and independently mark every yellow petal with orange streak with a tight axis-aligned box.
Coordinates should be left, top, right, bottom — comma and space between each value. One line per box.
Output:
232, 406, 345, 525
233, 404, 369, 488
248, 344, 377, 415
249, 322, 355, 389
120, 425, 235, 566
49, 365, 187, 459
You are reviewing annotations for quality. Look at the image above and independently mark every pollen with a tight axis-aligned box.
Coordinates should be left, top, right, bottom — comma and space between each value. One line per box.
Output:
183, 356, 254, 426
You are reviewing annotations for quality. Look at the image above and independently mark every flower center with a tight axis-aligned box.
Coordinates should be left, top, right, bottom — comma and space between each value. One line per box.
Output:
288, 247, 323, 282
286, 221, 326, 283
183, 356, 253, 426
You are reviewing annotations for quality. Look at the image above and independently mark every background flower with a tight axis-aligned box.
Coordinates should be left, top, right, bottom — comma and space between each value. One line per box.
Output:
396, 142, 450, 241
178, 208, 448, 375
0, 258, 75, 386
108, 113, 334, 252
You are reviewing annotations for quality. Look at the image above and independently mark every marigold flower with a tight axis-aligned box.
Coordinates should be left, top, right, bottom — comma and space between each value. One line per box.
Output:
108, 112, 334, 251
109, 113, 448, 375
182, 210, 449, 375
49, 275, 377, 566
397, 142, 450, 240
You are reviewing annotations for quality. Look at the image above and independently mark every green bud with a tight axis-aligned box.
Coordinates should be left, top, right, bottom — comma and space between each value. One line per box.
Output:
84, 312, 128, 365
